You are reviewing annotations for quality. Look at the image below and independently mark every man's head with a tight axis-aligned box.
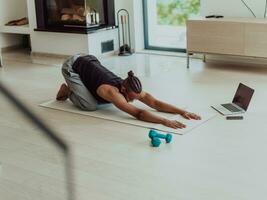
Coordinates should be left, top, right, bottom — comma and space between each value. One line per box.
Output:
121, 71, 142, 102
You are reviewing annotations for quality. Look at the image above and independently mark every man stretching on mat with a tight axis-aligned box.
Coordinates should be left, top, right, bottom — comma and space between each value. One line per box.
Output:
56, 54, 201, 129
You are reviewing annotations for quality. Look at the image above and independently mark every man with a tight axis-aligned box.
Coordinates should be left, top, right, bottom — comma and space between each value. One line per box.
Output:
57, 54, 201, 129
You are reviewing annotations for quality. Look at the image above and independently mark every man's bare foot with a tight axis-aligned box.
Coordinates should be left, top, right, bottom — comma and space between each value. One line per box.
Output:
56, 83, 70, 101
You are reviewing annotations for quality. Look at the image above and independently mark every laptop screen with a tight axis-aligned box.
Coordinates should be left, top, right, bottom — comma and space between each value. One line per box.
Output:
232, 83, 254, 111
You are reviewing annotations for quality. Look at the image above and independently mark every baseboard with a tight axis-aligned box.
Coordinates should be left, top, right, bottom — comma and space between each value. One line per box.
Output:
205, 54, 267, 66
136, 49, 203, 59
1, 45, 24, 52
31, 52, 70, 59
98, 50, 118, 59
137, 49, 185, 57
31, 51, 118, 59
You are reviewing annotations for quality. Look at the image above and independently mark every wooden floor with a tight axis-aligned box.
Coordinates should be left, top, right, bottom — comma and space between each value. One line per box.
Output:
1, 50, 267, 200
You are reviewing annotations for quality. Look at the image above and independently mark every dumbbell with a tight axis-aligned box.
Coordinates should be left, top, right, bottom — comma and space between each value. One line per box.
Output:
151, 137, 161, 147
149, 129, 172, 147
149, 129, 172, 143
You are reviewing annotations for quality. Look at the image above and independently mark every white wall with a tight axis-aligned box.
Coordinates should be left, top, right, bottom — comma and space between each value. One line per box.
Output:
0, 0, 27, 25
201, 0, 267, 18
0, 34, 23, 48
31, 32, 89, 56
0, 0, 28, 49
88, 29, 119, 56
132, 0, 145, 51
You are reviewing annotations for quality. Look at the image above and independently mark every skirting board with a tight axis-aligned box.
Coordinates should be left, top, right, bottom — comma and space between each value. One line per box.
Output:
40, 100, 217, 135
205, 54, 267, 66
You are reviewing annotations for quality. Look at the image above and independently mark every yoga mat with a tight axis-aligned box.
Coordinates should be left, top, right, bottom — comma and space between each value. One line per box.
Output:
40, 100, 216, 135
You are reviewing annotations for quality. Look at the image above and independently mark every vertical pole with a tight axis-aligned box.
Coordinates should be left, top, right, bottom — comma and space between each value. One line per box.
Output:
66, 152, 75, 200
124, 15, 128, 46
126, 11, 132, 51
117, 11, 122, 51
187, 52, 190, 69
121, 15, 125, 46
203, 54, 206, 62
0, 50, 3, 67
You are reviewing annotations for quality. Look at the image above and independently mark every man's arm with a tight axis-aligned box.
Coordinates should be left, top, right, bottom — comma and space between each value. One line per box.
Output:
100, 89, 186, 129
139, 92, 201, 120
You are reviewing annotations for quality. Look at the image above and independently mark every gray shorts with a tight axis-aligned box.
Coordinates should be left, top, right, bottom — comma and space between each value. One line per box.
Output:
62, 54, 98, 111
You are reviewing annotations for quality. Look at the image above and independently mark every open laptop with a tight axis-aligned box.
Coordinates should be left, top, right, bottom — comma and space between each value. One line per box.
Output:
211, 83, 254, 116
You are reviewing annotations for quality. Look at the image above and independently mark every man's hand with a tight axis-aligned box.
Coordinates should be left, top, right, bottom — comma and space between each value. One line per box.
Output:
181, 112, 201, 120
163, 119, 186, 129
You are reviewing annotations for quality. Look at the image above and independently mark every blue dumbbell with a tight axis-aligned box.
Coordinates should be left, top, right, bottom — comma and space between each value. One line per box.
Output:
149, 129, 173, 143
151, 137, 161, 147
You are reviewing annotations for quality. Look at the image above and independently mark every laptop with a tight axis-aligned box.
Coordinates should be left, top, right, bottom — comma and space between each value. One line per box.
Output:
211, 83, 254, 116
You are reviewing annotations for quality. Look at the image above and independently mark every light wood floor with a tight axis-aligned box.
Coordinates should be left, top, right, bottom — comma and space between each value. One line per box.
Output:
1, 49, 267, 200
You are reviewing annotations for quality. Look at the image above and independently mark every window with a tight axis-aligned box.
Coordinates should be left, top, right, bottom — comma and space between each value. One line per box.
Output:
143, 0, 200, 52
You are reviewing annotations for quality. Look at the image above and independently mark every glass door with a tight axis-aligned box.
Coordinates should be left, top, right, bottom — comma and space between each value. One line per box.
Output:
143, 0, 200, 52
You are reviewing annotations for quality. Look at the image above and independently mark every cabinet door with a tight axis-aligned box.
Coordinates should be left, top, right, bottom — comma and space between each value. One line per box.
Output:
187, 20, 245, 55
245, 23, 267, 58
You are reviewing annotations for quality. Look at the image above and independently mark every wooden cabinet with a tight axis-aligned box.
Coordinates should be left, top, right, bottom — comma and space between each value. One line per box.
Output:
186, 18, 267, 68
244, 23, 267, 57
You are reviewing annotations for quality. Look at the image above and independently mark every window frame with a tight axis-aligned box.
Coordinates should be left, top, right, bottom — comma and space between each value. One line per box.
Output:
142, 0, 189, 53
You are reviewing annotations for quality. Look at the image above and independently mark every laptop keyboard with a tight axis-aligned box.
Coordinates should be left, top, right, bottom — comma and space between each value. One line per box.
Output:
221, 104, 242, 112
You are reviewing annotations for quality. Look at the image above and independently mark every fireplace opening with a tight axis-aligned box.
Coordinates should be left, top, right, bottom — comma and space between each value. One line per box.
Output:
35, 0, 115, 34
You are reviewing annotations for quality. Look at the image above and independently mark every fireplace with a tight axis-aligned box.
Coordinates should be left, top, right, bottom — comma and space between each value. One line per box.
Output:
35, 0, 116, 34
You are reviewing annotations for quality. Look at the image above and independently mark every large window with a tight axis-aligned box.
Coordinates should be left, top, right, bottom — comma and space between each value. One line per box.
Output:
143, 0, 200, 52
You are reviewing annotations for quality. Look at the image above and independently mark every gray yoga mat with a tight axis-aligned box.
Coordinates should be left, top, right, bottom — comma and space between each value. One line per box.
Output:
40, 100, 216, 135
